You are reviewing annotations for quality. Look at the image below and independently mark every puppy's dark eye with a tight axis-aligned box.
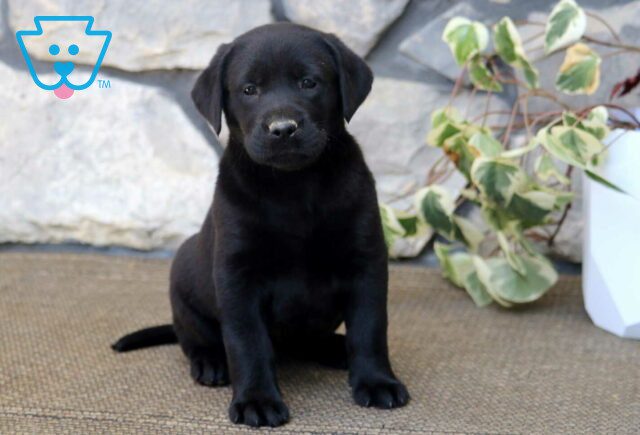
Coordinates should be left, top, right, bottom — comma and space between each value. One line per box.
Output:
243, 85, 257, 96
300, 78, 316, 89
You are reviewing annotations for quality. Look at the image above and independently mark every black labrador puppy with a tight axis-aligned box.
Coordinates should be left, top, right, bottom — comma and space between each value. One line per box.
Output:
112, 22, 409, 428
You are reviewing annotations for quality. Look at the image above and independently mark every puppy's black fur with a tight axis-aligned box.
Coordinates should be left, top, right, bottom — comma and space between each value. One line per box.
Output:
112, 23, 409, 428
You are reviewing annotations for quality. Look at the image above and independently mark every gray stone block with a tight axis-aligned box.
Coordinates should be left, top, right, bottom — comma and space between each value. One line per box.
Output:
282, 0, 409, 56
8, 0, 274, 71
0, 61, 218, 249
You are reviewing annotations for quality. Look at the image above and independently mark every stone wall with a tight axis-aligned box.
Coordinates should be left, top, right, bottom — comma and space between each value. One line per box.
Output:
1, 0, 638, 260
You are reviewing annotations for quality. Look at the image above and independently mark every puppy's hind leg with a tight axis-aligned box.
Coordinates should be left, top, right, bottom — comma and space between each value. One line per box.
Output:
170, 236, 229, 387
186, 336, 229, 387
173, 308, 230, 387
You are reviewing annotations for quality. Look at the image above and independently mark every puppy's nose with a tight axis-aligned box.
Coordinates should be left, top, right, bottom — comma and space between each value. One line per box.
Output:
268, 119, 298, 138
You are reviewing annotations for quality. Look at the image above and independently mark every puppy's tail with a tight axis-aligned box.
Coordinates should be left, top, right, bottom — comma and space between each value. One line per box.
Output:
111, 324, 177, 352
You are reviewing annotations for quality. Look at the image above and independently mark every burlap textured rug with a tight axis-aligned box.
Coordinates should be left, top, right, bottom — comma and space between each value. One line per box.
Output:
1, 252, 638, 434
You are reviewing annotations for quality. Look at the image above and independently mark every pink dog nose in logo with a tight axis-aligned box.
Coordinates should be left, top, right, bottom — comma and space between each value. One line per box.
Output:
54, 84, 74, 99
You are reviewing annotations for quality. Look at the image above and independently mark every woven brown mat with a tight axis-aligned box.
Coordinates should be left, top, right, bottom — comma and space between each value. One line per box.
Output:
0, 252, 638, 434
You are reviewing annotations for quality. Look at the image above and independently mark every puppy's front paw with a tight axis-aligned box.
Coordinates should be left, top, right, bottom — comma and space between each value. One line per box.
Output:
229, 395, 290, 427
352, 378, 410, 409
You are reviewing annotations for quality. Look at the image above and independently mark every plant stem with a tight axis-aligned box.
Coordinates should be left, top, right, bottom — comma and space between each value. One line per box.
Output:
547, 166, 574, 248
601, 129, 630, 153
502, 99, 521, 148
480, 88, 494, 128
529, 112, 563, 132
585, 11, 621, 43
522, 30, 545, 46
514, 19, 545, 27
448, 66, 468, 108
582, 35, 640, 53
547, 202, 572, 247
529, 89, 572, 110
465, 86, 478, 119
527, 44, 546, 56
470, 110, 514, 123
521, 93, 532, 139
426, 155, 449, 184
601, 49, 631, 59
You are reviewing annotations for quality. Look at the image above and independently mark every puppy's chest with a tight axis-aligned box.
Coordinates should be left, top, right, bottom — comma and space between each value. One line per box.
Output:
265, 269, 344, 332
249, 195, 356, 263
256, 219, 355, 275
256, 223, 353, 331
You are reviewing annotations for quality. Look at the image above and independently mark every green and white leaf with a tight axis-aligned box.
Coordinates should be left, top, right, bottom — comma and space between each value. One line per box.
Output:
494, 17, 523, 64
473, 254, 558, 304
462, 269, 494, 307
544, 0, 586, 54
379, 204, 406, 248
434, 242, 474, 288
523, 189, 563, 210
535, 154, 570, 184
442, 17, 490, 66
500, 138, 539, 158
539, 186, 574, 207
558, 190, 575, 207
556, 126, 604, 166
493, 17, 539, 88
555, 43, 601, 95
435, 244, 493, 307
469, 131, 503, 157
588, 105, 608, 124
480, 204, 513, 232
506, 190, 557, 228
453, 215, 484, 252
427, 121, 462, 148
431, 107, 462, 128
585, 169, 627, 194
396, 211, 423, 237
518, 233, 539, 257
472, 257, 513, 307
561, 107, 609, 141
580, 106, 610, 140
461, 188, 480, 203
562, 111, 579, 126
537, 127, 578, 167
496, 231, 526, 275
521, 57, 540, 89
415, 185, 457, 239
468, 56, 503, 91
537, 125, 604, 168
442, 133, 480, 180
470, 158, 528, 206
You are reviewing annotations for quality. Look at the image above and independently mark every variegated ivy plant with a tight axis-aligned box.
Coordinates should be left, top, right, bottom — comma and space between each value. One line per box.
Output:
380, 0, 640, 308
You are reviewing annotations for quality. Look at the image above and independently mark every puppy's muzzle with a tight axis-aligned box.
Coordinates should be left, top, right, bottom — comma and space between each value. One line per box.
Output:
267, 119, 298, 138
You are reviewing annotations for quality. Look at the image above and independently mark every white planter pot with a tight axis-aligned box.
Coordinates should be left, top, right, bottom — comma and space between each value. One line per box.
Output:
583, 129, 640, 339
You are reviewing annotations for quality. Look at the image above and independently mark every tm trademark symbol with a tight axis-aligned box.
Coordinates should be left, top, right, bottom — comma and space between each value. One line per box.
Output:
97, 79, 111, 89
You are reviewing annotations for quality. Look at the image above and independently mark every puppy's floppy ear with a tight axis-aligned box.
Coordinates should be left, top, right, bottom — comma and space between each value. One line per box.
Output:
323, 34, 373, 122
191, 43, 232, 135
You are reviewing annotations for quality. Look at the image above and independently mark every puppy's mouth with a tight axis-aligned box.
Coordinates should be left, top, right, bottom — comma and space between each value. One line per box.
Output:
244, 127, 327, 170
264, 150, 320, 171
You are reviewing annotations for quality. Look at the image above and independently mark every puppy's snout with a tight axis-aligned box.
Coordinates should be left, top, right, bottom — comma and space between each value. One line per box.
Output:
268, 119, 298, 138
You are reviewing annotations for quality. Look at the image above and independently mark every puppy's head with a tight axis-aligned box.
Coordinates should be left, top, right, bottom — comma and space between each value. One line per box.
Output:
192, 23, 373, 171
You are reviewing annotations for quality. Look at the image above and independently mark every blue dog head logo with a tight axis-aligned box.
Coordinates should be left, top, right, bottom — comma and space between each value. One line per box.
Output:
16, 16, 111, 99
